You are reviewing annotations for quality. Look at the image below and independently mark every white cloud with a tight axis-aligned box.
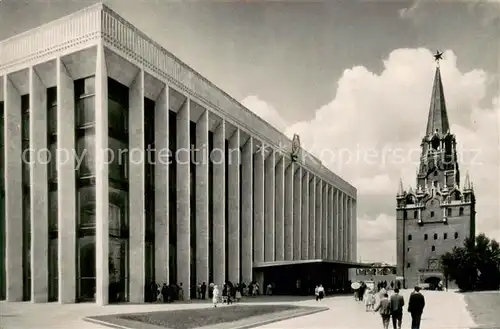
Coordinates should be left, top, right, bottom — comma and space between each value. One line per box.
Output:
243, 48, 500, 263
241, 95, 289, 132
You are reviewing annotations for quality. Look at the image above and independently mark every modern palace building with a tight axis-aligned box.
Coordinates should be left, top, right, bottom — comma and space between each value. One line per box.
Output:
0, 4, 358, 305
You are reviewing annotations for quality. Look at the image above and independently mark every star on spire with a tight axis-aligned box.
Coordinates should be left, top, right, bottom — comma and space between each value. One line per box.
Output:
434, 50, 443, 66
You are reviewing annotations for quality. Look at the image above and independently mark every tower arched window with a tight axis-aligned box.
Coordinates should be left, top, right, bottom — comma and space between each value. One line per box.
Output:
431, 137, 440, 150
424, 234, 428, 240
432, 246, 436, 252
447, 208, 452, 217
459, 207, 464, 216
430, 211, 435, 218
408, 234, 412, 241
434, 233, 438, 240
454, 232, 458, 239
444, 233, 448, 239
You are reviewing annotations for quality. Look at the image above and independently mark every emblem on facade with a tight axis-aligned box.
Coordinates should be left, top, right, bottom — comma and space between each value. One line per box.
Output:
291, 134, 300, 162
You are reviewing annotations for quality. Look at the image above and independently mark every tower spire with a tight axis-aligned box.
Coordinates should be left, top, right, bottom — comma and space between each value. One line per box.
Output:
425, 51, 450, 136
397, 178, 404, 196
464, 171, 472, 190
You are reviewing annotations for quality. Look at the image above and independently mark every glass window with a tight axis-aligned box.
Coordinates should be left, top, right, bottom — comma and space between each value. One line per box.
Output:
78, 186, 96, 228
48, 238, 58, 302
447, 208, 452, 217
408, 234, 412, 241
75, 77, 95, 97
48, 105, 57, 135
48, 142, 57, 182
49, 191, 58, 231
459, 207, 464, 216
413, 210, 418, 219
77, 135, 96, 177
108, 138, 127, 182
434, 233, 438, 240
424, 234, 428, 240
444, 233, 448, 240
108, 99, 127, 136
432, 246, 436, 251
454, 232, 458, 239
22, 112, 30, 141
75, 97, 95, 127
407, 263, 410, 268
78, 236, 96, 301
430, 211, 434, 217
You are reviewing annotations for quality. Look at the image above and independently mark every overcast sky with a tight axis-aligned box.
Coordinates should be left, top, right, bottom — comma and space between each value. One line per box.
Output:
1, 0, 498, 263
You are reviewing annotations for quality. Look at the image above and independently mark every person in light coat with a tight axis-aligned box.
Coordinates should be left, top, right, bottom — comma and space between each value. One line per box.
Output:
212, 285, 220, 307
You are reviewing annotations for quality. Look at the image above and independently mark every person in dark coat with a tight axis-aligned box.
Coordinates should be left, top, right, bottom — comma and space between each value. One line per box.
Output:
200, 282, 207, 300
408, 286, 425, 329
390, 288, 405, 329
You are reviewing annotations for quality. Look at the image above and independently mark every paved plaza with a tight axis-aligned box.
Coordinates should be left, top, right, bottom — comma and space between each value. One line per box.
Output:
0, 290, 476, 329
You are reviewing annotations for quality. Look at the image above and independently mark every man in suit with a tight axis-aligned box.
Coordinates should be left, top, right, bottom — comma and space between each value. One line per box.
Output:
408, 286, 426, 329
390, 288, 405, 329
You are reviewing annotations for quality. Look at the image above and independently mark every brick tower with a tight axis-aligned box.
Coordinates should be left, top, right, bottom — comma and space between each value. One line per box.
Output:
396, 59, 476, 289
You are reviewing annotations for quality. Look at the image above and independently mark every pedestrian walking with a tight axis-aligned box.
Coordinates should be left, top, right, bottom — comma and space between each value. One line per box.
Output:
318, 284, 325, 301
408, 286, 425, 329
374, 293, 392, 329
390, 288, 404, 329
212, 285, 220, 307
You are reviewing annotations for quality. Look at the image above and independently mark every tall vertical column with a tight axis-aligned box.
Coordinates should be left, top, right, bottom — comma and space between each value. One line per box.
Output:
327, 186, 333, 260
284, 162, 293, 261
241, 137, 253, 283
346, 197, 351, 262
129, 70, 145, 303
308, 176, 316, 259
301, 171, 309, 259
292, 166, 302, 260
154, 86, 169, 285
212, 121, 225, 285
94, 43, 109, 306
322, 183, 327, 259
315, 179, 322, 258
195, 110, 209, 288
4, 75, 23, 301
253, 144, 264, 264
227, 129, 240, 283
336, 191, 341, 261
29, 67, 48, 302
274, 156, 285, 261
352, 199, 357, 262
176, 98, 190, 299
343, 193, 347, 261
264, 150, 275, 261
57, 58, 77, 304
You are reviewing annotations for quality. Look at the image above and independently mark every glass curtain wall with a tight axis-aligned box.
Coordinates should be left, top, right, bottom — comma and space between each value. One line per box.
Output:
107, 78, 129, 303
47, 87, 58, 301
0, 101, 4, 300
168, 111, 177, 284
21, 94, 31, 301
144, 97, 155, 297
75, 76, 97, 302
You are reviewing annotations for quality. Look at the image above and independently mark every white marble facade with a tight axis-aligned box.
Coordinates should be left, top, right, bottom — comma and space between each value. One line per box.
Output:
0, 3, 357, 305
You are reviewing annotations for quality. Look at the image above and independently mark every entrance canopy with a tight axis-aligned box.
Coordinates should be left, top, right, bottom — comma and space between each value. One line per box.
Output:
253, 259, 375, 269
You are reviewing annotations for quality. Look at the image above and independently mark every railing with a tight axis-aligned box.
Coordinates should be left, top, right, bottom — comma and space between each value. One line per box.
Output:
0, 5, 102, 68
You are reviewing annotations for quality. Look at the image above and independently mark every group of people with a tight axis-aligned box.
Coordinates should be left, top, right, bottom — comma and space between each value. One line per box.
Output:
370, 286, 426, 329
145, 282, 185, 303
314, 284, 326, 301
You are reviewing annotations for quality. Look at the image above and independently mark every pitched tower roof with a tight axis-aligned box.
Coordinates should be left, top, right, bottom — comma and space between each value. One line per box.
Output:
425, 67, 450, 136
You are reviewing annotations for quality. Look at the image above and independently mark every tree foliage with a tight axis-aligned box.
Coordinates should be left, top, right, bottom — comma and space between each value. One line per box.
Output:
441, 233, 500, 292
